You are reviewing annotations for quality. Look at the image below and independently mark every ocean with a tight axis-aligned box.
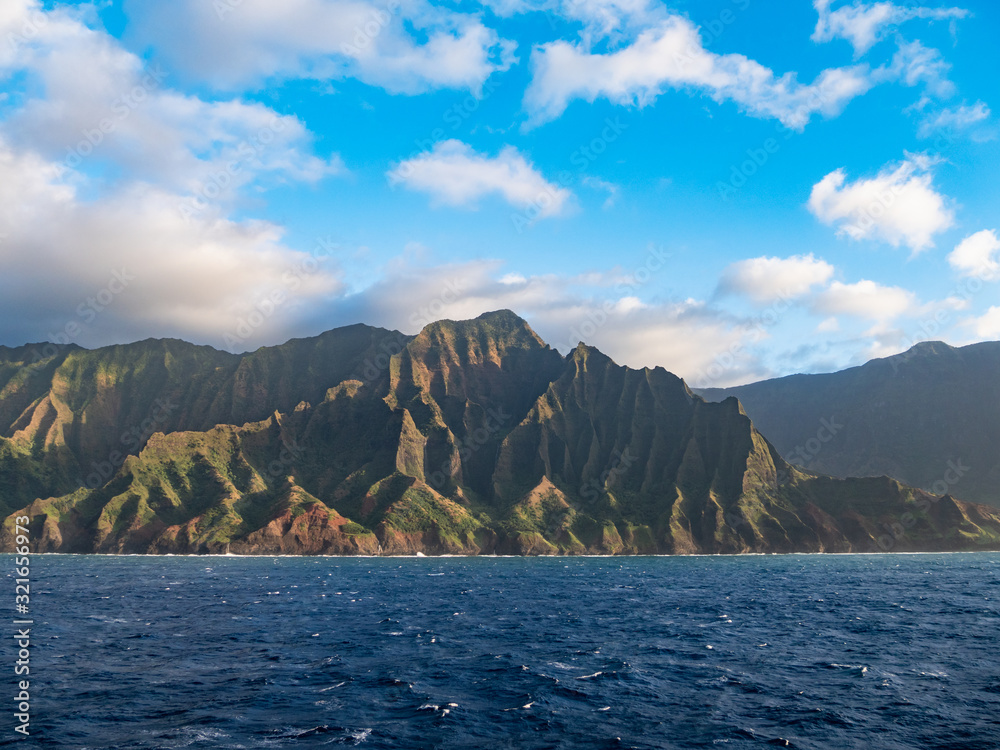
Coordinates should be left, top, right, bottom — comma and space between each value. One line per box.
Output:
4, 553, 999, 749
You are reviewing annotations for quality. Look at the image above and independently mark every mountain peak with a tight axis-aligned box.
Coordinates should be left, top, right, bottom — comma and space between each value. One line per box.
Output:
896, 340, 955, 358
410, 310, 550, 356
5, 310, 1000, 554
474, 309, 524, 324
569, 342, 611, 366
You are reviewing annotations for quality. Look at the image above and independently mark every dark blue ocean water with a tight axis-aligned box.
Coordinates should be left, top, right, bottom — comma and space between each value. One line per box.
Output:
3, 554, 999, 749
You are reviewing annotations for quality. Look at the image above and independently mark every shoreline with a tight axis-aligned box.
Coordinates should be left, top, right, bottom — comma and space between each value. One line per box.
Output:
4, 549, 998, 558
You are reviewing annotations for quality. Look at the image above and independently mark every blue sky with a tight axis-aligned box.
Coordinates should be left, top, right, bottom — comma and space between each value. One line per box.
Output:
0, 0, 997, 385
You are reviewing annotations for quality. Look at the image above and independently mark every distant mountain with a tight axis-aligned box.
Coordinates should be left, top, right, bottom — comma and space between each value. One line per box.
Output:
697, 340, 1000, 509
3, 314, 999, 555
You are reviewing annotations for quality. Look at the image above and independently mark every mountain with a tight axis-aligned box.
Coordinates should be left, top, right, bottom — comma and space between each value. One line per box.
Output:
3, 313, 1000, 555
0, 325, 409, 516
697, 340, 1000, 508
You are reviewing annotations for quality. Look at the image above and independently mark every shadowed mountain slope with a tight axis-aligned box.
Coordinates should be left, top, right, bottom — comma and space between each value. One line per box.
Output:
697, 340, 1000, 508
3, 315, 999, 554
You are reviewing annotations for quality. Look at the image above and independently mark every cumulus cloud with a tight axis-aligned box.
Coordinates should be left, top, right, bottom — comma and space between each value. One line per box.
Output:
948, 230, 1000, 279
965, 306, 1000, 338
917, 101, 992, 138
522, 14, 874, 128
882, 39, 955, 97
718, 254, 835, 305
316, 253, 765, 385
0, 1, 342, 199
811, 279, 916, 320
812, 0, 968, 56
490, 0, 666, 44
807, 153, 954, 252
481, 0, 660, 34
388, 140, 572, 217
123, 0, 515, 94
0, 138, 342, 350
0, 3, 346, 351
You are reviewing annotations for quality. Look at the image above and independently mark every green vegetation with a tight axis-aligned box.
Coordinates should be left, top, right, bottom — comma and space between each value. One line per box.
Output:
2, 312, 1000, 555
698, 340, 1000, 508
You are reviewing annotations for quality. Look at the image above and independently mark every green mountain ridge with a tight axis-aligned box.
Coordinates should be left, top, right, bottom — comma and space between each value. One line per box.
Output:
3, 313, 999, 555
697, 340, 1000, 508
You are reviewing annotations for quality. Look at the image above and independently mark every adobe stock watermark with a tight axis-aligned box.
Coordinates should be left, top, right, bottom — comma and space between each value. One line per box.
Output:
6, 7, 48, 54
357, 332, 410, 385
724, 417, 840, 532
353, 276, 472, 387
890, 266, 1000, 374
724, 468, 796, 531
385, 66, 502, 200
559, 244, 671, 351
262, 438, 307, 481
716, 128, 793, 200
76, 398, 178, 489
222, 236, 339, 349
785, 416, 842, 468
179, 116, 290, 221
694, 289, 796, 387
214, 0, 242, 18
579, 447, 637, 502
339, 0, 402, 57
405, 76, 501, 154
387, 75, 503, 194
874, 458, 970, 551
426, 407, 512, 490
673, 0, 752, 67
27, 268, 135, 368
715, 75, 861, 201
510, 116, 628, 233
408, 277, 469, 331
13, 518, 33, 737
57, 66, 168, 176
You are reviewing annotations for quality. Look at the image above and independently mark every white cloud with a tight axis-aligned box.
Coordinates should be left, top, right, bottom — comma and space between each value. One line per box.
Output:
0, 138, 342, 350
0, 1, 342, 198
123, 0, 515, 94
320, 255, 765, 385
965, 306, 1000, 338
882, 39, 955, 97
807, 154, 954, 252
481, 0, 662, 40
917, 101, 992, 138
812, 0, 968, 56
948, 230, 1000, 279
718, 254, 835, 304
559, 0, 663, 39
0, 4, 346, 351
522, 14, 874, 128
812, 279, 916, 320
581, 175, 619, 208
388, 140, 572, 217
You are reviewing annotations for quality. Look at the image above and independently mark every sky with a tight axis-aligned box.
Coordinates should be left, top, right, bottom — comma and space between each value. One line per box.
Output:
0, 0, 998, 386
